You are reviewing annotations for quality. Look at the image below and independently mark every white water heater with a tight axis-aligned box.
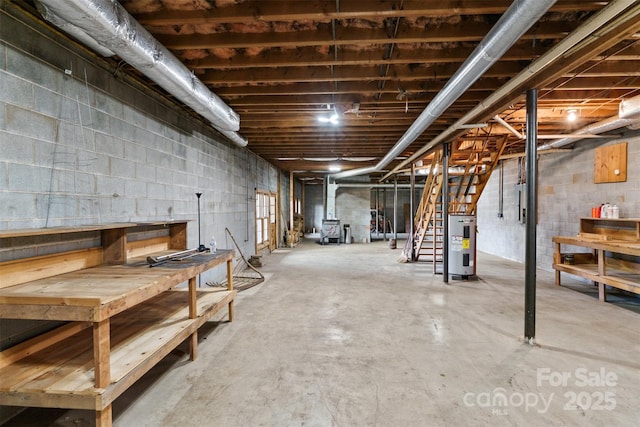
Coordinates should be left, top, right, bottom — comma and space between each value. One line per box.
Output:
448, 215, 476, 278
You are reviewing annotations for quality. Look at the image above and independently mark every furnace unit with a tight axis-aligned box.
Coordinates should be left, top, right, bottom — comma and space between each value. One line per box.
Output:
448, 215, 476, 279
321, 219, 341, 245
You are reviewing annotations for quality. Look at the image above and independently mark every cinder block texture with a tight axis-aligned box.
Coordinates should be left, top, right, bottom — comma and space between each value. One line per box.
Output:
336, 187, 371, 243
0, 9, 287, 284
477, 134, 640, 271
304, 184, 324, 233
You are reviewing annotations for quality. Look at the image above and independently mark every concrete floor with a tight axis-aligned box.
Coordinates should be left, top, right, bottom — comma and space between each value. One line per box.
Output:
3, 238, 639, 426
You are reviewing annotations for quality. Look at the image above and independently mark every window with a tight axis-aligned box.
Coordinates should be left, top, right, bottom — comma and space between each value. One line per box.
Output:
256, 190, 275, 250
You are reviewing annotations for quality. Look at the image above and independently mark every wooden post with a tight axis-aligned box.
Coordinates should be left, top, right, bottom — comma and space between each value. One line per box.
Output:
227, 258, 234, 321
101, 229, 126, 265
598, 249, 607, 302
188, 276, 198, 360
188, 276, 197, 319
554, 242, 561, 286
96, 404, 112, 427
169, 222, 188, 249
93, 319, 110, 388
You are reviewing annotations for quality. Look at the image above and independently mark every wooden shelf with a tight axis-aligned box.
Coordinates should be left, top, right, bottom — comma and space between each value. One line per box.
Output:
0, 250, 234, 321
1, 221, 189, 287
579, 217, 640, 242
0, 222, 235, 427
552, 233, 640, 302
0, 221, 189, 239
0, 289, 235, 411
552, 235, 640, 256
553, 263, 640, 295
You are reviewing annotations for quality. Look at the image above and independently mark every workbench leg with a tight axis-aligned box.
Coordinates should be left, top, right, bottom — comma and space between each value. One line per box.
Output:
228, 301, 235, 322
598, 283, 607, 302
227, 259, 233, 322
96, 404, 112, 427
188, 276, 198, 360
553, 242, 561, 286
189, 331, 198, 361
227, 258, 234, 322
188, 276, 197, 319
93, 320, 110, 388
597, 249, 607, 302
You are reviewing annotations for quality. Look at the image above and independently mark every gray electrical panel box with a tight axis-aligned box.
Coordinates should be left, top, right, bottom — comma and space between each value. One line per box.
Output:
448, 215, 476, 278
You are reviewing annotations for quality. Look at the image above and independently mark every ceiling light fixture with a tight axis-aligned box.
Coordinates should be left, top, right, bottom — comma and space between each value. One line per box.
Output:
318, 113, 339, 125
567, 109, 578, 122
328, 165, 342, 172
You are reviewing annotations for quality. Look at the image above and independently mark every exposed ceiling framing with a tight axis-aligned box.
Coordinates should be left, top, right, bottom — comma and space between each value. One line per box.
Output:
26, 1, 640, 182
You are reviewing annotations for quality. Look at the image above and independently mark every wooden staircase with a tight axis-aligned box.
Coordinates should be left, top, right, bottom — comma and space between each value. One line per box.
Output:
411, 149, 444, 271
410, 135, 508, 267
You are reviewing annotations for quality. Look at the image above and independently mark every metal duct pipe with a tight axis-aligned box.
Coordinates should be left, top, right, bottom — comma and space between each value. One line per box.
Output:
34, 5, 115, 57
35, 0, 247, 146
385, 0, 640, 179
330, 0, 557, 180
335, 183, 424, 189
538, 94, 640, 150
493, 115, 524, 140
537, 116, 638, 151
619, 93, 640, 119
220, 129, 248, 147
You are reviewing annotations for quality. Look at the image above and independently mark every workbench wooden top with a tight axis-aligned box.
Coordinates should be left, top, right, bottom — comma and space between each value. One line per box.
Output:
552, 235, 640, 256
0, 249, 233, 322
0, 221, 189, 238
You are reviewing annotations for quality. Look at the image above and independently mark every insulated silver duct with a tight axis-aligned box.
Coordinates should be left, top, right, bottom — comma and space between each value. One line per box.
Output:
35, 6, 116, 57
220, 129, 249, 147
619, 93, 640, 119
35, 0, 246, 146
330, 0, 557, 180
538, 94, 640, 150
384, 0, 640, 180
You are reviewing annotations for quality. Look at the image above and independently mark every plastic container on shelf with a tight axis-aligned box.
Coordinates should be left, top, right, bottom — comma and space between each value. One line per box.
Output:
610, 205, 620, 219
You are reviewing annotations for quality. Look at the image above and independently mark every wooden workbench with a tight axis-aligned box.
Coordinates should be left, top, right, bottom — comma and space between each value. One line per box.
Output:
0, 223, 236, 426
552, 218, 640, 302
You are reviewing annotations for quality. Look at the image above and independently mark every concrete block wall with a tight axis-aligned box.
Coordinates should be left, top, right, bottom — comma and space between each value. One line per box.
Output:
372, 187, 413, 233
477, 134, 640, 271
0, 6, 285, 276
304, 183, 324, 233
475, 159, 526, 262
304, 184, 414, 238
336, 187, 371, 243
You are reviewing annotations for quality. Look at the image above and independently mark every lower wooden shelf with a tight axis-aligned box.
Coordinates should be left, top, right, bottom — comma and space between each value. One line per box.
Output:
552, 235, 640, 302
0, 288, 235, 412
553, 263, 640, 294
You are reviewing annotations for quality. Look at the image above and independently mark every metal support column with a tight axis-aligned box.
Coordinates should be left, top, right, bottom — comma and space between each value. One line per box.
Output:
393, 176, 398, 241
524, 88, 538, 343
289, 170, 294, 248
409, 163, 415, 261
443, 143, 449, 283
375, 187, 379, 236
383, 188, 387, 240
